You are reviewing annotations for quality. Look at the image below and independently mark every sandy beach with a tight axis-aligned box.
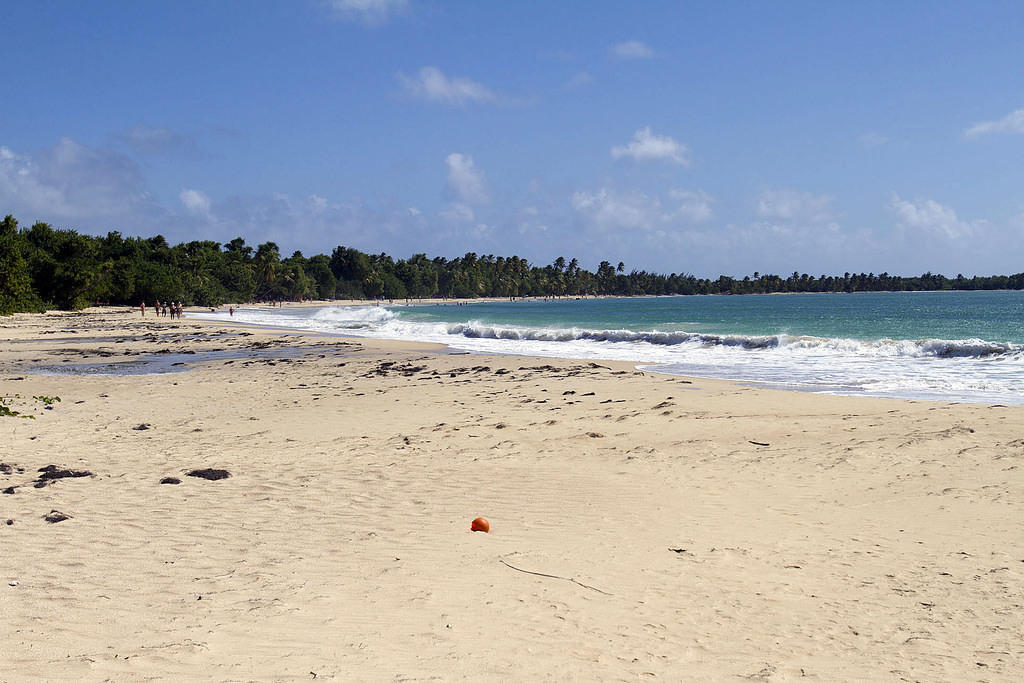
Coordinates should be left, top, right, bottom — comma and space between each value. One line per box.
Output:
1, 307, 1022, 681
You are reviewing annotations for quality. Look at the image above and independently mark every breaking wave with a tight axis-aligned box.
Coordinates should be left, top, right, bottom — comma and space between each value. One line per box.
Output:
311, 305, 396, 328
190, 303, 1024, 404
442, 322, 1022, 360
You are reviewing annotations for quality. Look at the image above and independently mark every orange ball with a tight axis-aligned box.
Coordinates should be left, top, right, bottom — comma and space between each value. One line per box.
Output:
471, 517, 490, 533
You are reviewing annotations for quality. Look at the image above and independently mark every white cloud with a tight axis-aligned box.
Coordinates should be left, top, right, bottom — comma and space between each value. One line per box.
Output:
757, 189, 834, 224
611, 127, 689, 165
309, 194, 328, 213
668, 189, 714, 224
179, 188, 212, 216
0, 137, 498, 259
572, 189, 653, 233
398, 66, 498, 105
964, 108, 1024, 138
888, 194, 983, 241
0, 137, 155, 222
571, 187, 713, 234
326, 0, 408, 25
612, 40, 654, 59
445, 153, 489, 205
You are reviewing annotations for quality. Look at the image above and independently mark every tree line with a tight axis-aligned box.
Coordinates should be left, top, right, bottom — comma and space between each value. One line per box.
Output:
2, 213, 1023, 315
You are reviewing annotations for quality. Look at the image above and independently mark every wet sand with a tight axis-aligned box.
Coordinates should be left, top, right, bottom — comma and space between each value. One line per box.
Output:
1, 307, 1022, 681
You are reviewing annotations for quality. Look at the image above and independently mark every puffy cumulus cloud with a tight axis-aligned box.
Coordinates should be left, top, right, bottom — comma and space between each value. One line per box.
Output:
964, 108, 1024, 138
445, 153, 489, 205
326, 0, 408, 25
0, 138, 157, 224
756, 189, 835, 224
611, 127, 689, 165
611, 40, 654, 59
398, 67, 498, 105
179, 188, 212, 217
888, 194, 984, 241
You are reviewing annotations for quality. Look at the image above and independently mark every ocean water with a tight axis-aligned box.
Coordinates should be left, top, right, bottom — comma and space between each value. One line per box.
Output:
192, 291, 1024, 404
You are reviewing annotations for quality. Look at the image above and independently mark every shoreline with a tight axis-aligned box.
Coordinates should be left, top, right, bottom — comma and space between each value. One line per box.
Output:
2, 308, 1022, 680
186, 301, 1024, 407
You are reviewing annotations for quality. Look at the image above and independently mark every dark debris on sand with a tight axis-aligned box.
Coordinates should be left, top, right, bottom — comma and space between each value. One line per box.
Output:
365, 361, 428, 378
160, 477, 182, 485
34, 465, 93, 488
44, 510, 71, 524
187, 468, 231, 481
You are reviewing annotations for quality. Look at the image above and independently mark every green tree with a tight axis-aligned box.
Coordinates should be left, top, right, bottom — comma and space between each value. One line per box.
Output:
305, 254, 337, 299
0, 215, 44, 314
253, 242, 281, 300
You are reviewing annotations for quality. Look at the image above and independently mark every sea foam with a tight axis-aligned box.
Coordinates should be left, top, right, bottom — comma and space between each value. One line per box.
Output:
191, 303, 1024, 405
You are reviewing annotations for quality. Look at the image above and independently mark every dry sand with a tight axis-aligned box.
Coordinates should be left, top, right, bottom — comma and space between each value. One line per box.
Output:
1, 307, 1022, 681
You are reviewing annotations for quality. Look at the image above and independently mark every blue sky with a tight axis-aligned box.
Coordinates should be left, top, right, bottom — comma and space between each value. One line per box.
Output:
2, 1, 1023, 277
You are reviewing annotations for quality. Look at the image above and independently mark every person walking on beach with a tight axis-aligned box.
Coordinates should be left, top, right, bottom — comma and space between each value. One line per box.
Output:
140, 301, 146, 316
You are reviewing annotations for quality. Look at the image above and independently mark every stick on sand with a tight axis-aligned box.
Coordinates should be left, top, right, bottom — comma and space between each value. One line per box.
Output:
499, 557, 613, 596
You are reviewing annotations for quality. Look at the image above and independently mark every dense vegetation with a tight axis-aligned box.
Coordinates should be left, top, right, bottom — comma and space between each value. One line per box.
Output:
2, 213, 1024, 315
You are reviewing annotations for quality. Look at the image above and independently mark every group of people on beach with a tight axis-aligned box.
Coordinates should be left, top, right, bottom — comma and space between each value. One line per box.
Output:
140, 300, 183, 319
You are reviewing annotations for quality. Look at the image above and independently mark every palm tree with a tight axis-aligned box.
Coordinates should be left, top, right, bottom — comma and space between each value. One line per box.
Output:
253, 242, 280, 299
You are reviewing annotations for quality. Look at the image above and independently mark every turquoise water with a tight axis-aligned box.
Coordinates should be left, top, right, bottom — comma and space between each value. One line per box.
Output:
397, 291, 1024, 345
194, 291, 1024, 404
